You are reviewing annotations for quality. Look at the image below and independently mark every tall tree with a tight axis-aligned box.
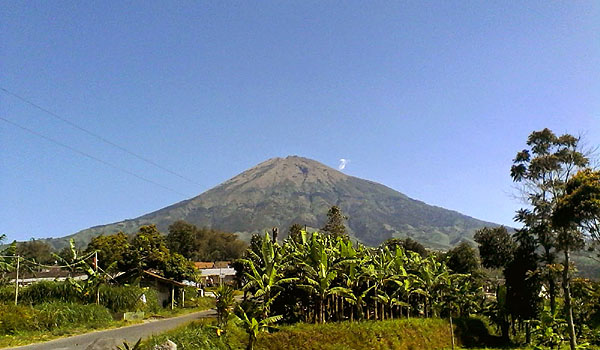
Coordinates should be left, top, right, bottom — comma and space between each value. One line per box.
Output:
473, 226, 516, 269
17, 239, 54, 265
167, 221, 200, 260
554, 168, 600, 250
85, 232, 130, 272
475, 226, 543, 343
445, 242, 480, 275
322, 206, 348, 239
123, 225, 170, 277
167, 221, 246, 261
511, 128, 588, 350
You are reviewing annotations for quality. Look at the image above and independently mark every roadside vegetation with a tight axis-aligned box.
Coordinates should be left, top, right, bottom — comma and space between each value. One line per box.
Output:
0, 279, 215, 348
141, 318, 458, 350
0, 223, 229, 348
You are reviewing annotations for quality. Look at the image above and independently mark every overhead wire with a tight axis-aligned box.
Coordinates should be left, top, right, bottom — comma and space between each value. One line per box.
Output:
0, 87, 201, 186
0, 250, 97, 269
2, 251, 122, 283
0, 116, 188, 196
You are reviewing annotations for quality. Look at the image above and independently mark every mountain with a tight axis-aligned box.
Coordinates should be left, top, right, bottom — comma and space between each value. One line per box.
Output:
44, 156, 498, 250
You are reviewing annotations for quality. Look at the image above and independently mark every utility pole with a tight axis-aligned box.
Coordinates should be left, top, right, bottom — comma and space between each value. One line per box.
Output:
95, 251, 100, 305
14, 255, 20, 306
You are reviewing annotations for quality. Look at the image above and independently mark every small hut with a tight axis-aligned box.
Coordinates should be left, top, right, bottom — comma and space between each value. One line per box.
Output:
141, 270, 188, 309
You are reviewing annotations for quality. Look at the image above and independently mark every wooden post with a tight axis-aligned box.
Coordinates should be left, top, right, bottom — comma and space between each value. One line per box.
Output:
171, 285, 175, 310
14, 255, 20, 306
182, 288, 185, 308
450, 315, 455, 350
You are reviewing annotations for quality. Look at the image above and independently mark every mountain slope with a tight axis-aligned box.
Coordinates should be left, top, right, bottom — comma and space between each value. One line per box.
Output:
45, 156, 497, 250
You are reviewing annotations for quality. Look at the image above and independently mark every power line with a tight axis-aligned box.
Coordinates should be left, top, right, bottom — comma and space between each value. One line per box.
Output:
0, 116, 188, 196
0, 87, 200, 185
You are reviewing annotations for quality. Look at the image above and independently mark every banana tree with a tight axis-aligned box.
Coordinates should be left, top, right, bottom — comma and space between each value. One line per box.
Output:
339, 240, 368, 321
298, 232, 353, 323
409, 253, 450, 317
240, 232, 297, 318
215, 283, 236, 327
54, 239, 107, 303
236, 305, 283, 350
363, 246, 398, 320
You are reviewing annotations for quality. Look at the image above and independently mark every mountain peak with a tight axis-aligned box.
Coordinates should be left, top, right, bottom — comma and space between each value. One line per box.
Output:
221, 156, 346, 191
45, 156, 497, 250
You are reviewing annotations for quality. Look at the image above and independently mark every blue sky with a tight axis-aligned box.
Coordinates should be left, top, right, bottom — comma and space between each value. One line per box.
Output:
1, 2, 599, 242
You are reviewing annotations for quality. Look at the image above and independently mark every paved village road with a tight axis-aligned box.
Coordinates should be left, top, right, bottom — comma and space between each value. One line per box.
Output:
3, 309, 217, 350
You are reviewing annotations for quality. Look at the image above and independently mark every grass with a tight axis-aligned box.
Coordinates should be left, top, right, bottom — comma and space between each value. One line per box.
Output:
140, 318, 489, 350
149, 296, 215, 318
139, 317, 557, 350
140, 319, 245, 350
255, 318, 455, 350
0, 296, 216, 349
0, 302, 127, 348
0, 319, 136, 348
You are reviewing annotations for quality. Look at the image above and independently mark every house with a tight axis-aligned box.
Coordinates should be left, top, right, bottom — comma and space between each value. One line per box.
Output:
141, 270, 189, 309
9, 266, 87, 285
194, 262, 214, 269
194, 261, 236, 286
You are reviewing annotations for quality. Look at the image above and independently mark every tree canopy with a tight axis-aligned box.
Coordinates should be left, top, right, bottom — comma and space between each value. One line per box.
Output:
167, 221, 247, 261
554, 168, 600, 249
321, 206, 348, 239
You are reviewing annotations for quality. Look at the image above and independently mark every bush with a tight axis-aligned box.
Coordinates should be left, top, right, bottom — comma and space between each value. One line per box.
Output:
453, 316, 503, 348
0, 281, 82, 305
99, 284, 163, 314
19, 280, 81, 304
142, 287, 161, 314
99, 284, 146, 313
144, 318, 456, 350
0, 302, 112, 334
3, 281, 161, 314
34, 302, 113, 330
0, 304, 42, 334
0, 285, 15, 304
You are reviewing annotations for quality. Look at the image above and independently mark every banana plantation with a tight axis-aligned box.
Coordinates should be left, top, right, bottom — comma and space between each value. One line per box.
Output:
235, 230, 482, 327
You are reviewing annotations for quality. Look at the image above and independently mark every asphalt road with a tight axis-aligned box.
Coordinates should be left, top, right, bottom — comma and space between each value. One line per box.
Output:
3, 308, 217, 350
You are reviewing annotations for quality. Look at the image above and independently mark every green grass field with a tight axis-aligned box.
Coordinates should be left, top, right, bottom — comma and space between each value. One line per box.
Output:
141, 317, 533, 350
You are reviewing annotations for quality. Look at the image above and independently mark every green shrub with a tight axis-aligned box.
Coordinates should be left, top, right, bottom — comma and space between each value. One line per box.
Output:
10, 282, 161, 314
19, 281, 81, 304
142, 287, 161, 314
35, 302, 113, 330
0, 304, 42, 334
0, 286, 15, 304
453, 316, 503, 348
99, 285, 146, 313
0, 302, 112, 335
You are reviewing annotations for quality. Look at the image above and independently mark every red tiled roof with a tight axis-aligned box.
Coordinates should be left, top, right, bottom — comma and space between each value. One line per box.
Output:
194, 262, 214, 269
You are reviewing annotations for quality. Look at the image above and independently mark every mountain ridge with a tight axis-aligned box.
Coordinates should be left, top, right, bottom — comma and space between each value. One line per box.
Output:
43, 156, 498, 250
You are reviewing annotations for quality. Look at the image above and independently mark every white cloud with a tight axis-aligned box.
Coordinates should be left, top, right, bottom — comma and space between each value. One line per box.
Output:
338, 158, 349, 170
